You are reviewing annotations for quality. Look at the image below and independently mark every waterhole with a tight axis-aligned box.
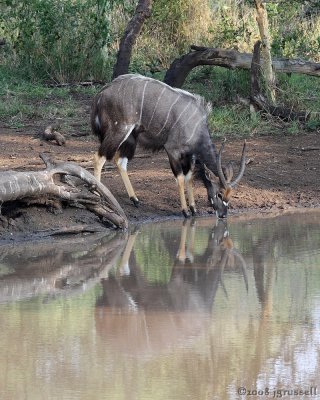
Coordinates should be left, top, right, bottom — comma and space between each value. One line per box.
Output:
0, 210, 319, 400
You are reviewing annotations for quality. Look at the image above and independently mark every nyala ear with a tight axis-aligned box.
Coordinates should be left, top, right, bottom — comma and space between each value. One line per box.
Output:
223, 187, 232, 202
204, 164, 216, 182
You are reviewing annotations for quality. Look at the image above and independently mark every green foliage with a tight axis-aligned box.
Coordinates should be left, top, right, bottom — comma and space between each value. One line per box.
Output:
209, 1, 257, 51
1, 0, 320, 81
184, 67, 251, 105
134, 228, 173, 284
276, 73, 320, 113
269, 2, 320, 60
205, 0, 320, 61
135, 0, 213, 69
1, 0, 119, 82
1, 0, 319, 134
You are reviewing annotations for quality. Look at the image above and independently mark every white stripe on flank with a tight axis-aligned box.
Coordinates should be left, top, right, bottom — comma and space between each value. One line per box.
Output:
130, 79, 135, 117
179, 106, 199, 133
186, 115, 206, 143
122, 75, 136, 113
156, 94, 181, 136
122, 74, 201, 105
170, 100, 192, 131
118, 125, 135, 149
147, 86, 166, 130
117, 78, 126, 95
139, 80, 149, 124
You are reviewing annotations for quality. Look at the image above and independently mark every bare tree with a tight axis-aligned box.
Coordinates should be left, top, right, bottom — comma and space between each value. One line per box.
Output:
112, 0, 152, 79
254, 0, 276, 103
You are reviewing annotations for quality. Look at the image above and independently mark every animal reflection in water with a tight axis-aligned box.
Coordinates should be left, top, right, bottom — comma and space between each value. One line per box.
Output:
95, 220, 248, 355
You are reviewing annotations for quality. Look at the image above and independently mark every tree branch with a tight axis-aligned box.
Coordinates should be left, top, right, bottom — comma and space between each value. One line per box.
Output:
0, 155, 128, 229
164, 46, 320, 88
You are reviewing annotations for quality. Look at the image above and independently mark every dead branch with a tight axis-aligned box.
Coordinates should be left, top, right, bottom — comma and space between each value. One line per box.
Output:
42, 126, 66, 146
164, 45, 320, 88
301, 146, 320, 151
0, 154, 128, 229
47, 81, 104, 88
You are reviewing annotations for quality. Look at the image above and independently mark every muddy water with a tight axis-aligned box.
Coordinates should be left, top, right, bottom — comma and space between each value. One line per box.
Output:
0, 210, 320, 400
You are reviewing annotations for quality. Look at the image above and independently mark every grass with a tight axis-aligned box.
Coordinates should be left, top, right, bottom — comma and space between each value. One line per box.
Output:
185, 67, 251, 105
276, 73, 320, 113
0, 66, 98, 131
0, 64, 319, 136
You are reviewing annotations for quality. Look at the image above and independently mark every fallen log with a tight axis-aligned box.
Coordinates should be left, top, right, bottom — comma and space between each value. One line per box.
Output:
164, 45, 320, 88
0, 154, 128, 230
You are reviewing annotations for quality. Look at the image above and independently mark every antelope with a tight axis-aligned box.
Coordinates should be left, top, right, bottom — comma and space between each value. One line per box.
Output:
91, 74, 246, 218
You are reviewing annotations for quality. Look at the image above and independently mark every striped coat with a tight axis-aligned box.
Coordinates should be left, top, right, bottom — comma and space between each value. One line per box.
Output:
91, 74, 246, 218
91, 74, 217, 171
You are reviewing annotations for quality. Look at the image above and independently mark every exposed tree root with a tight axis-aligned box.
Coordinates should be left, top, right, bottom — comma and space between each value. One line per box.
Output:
0, 154, 128, 230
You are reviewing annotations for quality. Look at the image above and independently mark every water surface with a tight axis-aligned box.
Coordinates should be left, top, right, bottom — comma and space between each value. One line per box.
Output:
0, 210, 320, 400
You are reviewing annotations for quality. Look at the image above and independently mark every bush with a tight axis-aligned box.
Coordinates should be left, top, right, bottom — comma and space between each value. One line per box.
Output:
1, 0, 118, 83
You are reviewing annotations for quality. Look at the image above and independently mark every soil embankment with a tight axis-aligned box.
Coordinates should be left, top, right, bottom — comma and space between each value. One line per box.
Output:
0, 128, 319, 239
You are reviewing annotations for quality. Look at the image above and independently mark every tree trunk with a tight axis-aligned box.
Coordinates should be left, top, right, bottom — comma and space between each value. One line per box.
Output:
250, 41, 309, 121
164, 45, 320, 88
112, 0, 152, 79
254, 0, 276, 103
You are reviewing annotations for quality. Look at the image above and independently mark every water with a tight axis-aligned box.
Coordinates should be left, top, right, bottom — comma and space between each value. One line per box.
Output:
0, 210, 320, 400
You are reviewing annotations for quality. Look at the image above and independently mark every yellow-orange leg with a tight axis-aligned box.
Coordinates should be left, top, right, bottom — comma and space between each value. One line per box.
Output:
94, 152, 106, 181
177, 174, 189, 217
114, 153, 139, 206
185, 171, 196, 215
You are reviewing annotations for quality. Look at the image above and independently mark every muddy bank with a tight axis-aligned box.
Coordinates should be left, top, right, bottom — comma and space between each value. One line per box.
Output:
0, 128, 319, 241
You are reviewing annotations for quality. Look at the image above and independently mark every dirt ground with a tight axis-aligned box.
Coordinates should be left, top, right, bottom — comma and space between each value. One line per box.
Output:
0, 125, 319, 239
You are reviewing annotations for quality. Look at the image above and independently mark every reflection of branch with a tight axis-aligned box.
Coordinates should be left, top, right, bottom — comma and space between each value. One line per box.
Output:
0, 232, 127, 303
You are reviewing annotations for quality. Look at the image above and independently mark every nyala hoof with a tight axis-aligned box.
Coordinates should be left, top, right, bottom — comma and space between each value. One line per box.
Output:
182, 209, 191, 218
130, 196, 139, 207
